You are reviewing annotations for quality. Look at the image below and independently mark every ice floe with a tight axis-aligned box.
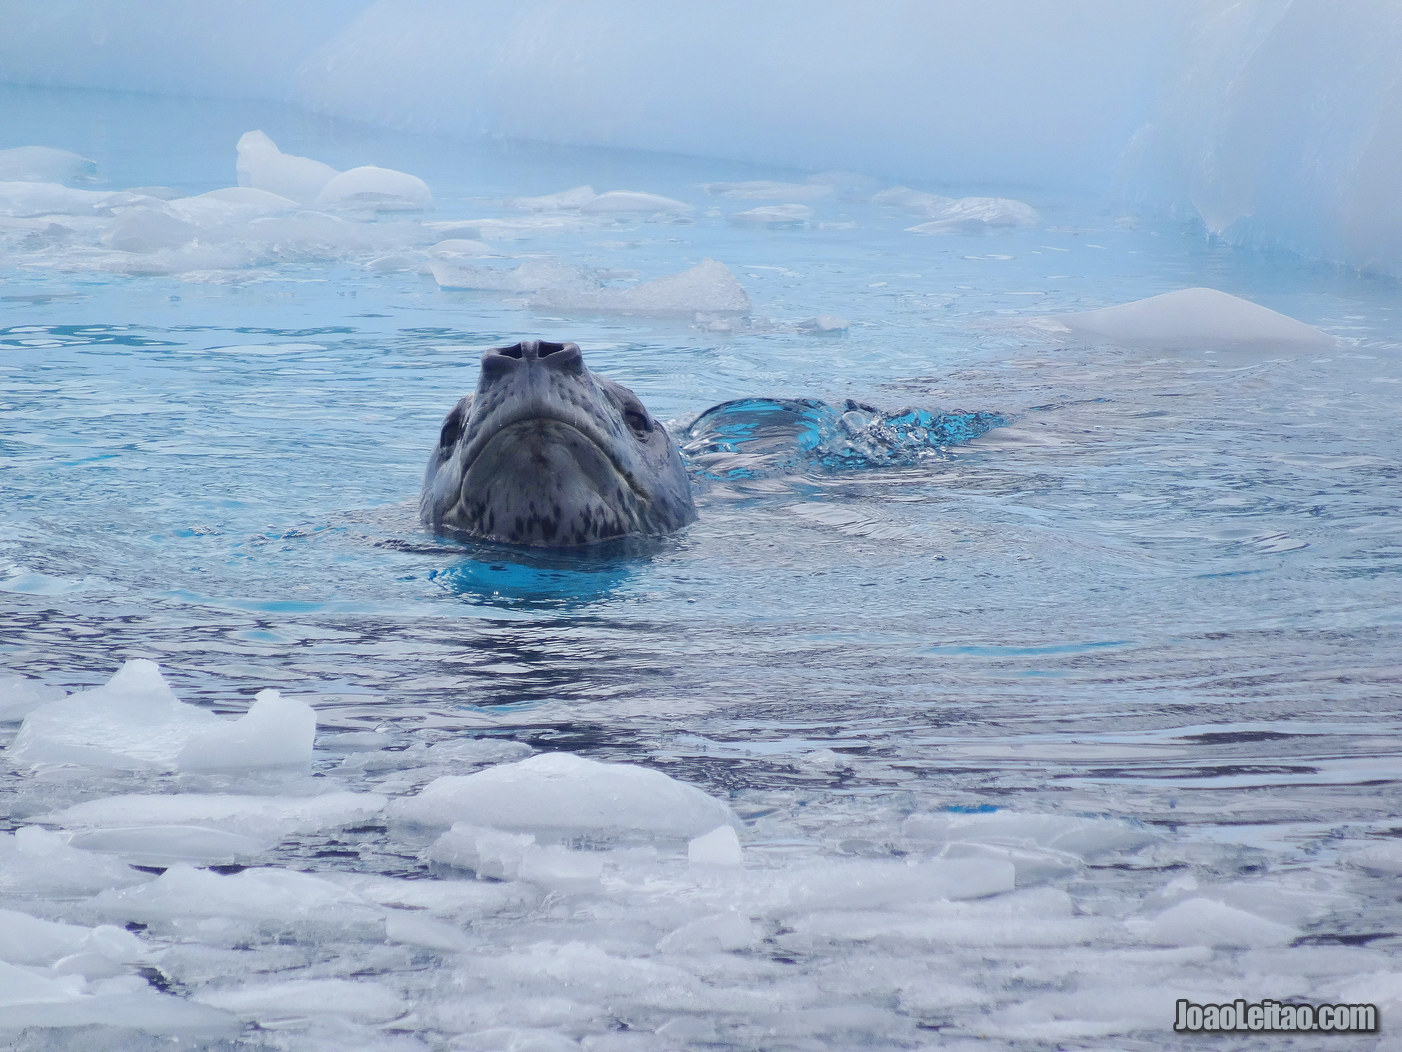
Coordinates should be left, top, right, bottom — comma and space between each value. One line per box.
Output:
7, 659, 315, 771
390, 751, 736, 838
1043, 287, 1336, 352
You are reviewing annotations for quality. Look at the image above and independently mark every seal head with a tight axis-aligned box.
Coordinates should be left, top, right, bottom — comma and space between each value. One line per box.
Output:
421, 340, 696, 547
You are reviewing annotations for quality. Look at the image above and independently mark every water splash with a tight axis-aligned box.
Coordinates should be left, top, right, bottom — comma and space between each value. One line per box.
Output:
679, 397, 1012, 479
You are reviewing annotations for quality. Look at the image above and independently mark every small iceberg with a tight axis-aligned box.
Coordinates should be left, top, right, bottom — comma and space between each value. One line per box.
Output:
1044, 287, 1335, 352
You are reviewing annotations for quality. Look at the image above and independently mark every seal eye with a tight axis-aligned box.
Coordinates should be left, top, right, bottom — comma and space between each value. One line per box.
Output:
439, 411, 464, 449
623, 406, 652, 435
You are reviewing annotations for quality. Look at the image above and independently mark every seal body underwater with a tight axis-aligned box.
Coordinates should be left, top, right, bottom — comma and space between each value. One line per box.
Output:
421, 340, 696, 547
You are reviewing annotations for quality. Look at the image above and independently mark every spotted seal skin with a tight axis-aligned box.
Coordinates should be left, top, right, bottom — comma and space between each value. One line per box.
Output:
421, 340, 696, 547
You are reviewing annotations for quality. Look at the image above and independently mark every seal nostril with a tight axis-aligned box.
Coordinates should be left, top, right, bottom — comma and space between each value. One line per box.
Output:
540, 341, 584, 374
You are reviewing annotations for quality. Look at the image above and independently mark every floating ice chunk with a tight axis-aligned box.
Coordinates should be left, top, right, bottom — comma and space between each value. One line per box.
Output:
40, 790, 385, 841
905, 196, 1040, 233
705, 180, 833, 201
428, 237, 495, 259
428, 214, 592, 240
1047, 287, 1336, 352
235, 130, 339, 204
1349, 841, 1402, 876
0, 960, 237, 1034
391, 752, 736, 838
688, 824, 743, 866
730, 203, 813, 226
101, 206, 198, 252
1131, 896, 1297, 948
0, 827, 147, 895
657, 910, 756, 953
0, 909, 146, 968
457, 1027, 583, 1051
91, 863, 380, 926
315, 165, 433, 211
872, 185, 950, 213
903, 810, 1158, 861
431, 258, 598, 294
67, 825, 270, 866
7, 660, 315, 771
507, 185, 597, 211
8, 659, 218, 770
0, 672, 65, 722
194, 977, 407, 1024
384, 909, 473, 953
167, 186, 298, 226
0, 146, 97, 183
531, 258, 750, 316
427, 824, 534, 879
426, 824, 606, 889
581, 190, 692, 214
176, 689, 315, 770
796, 314, 850, 333
785, 857, 1016, 911
0, 181, 126, 218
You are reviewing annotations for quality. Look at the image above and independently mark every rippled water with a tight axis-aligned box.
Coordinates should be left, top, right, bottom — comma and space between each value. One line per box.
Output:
2, 87, 1401, 1049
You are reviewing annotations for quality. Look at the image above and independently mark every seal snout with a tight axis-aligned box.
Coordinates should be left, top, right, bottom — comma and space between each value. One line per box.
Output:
481, 339, 584, 379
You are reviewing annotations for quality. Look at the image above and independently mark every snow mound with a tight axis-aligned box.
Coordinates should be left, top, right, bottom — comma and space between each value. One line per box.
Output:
315, 165, 432, 211
390, 752, 736, 838
6, 659, 315, 771
1046, 287, 1336, 352
235, 129, 339, 203
0, 145, 97, 183
532, 258, 750, 316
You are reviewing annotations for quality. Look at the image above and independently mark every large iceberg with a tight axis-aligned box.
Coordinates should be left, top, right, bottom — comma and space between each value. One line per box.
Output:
1, 2, 1399, 270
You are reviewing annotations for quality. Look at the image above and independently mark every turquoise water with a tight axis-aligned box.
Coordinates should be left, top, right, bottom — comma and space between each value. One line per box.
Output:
3, 87, 1401, 1047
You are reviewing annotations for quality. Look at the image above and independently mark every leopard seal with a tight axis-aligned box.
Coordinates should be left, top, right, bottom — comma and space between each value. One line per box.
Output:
421, 340, 696, 547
